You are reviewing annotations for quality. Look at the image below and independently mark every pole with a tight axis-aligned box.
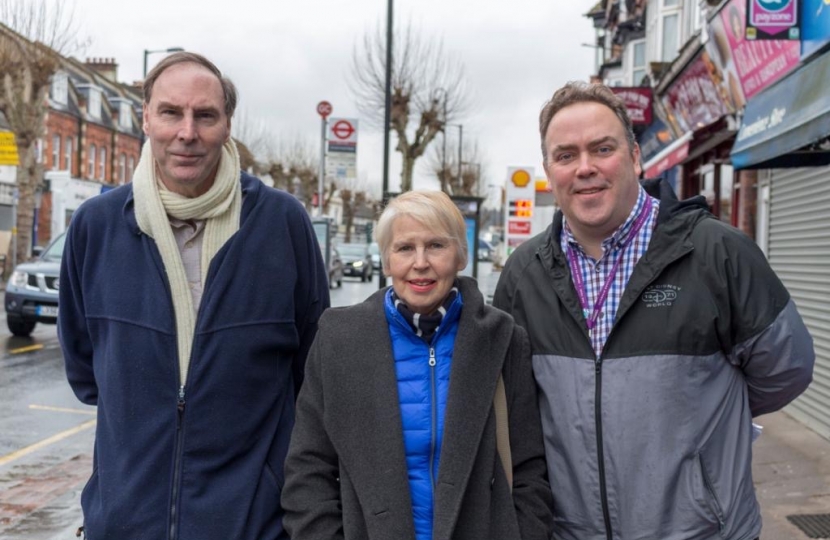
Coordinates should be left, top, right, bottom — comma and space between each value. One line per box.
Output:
442, 98, 447, 189
143, 50, 148, 78
457, 124, 463, 183
318, 116, 326, 217
11, 188, 18, 270
380, 0, 393, 290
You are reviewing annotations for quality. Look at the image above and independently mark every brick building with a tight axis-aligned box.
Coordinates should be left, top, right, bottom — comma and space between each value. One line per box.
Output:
37, 57, 143, 244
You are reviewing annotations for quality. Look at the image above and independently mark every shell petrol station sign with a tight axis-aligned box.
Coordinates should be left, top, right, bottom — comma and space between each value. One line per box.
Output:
504, 166, 535, 257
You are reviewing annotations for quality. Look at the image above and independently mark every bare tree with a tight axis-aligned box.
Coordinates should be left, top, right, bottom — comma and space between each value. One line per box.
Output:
265, 134, 336, 213
337, 177, 371, 243
232, 109, 271, 168
426, 138, 486, 197
350, 21, 468, 192
0, 0, 83, 270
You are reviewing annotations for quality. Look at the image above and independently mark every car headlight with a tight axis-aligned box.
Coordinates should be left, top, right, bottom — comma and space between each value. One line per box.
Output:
353, 261, 363, 268
10, 270, 28, 287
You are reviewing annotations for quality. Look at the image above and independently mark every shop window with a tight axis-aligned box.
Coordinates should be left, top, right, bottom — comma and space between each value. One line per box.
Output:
128, 156, 135, 183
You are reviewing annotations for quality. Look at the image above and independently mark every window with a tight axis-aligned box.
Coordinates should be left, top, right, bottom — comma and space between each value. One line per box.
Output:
88, 145, 96, 178
64, 136, 73, 172
128, 156, 135, 183
119, 102, 132, 130
88, 88, 102, 119
99, 146, 107, 180
661, 12, 680, 61
51, 72, 68, 105
630, 40, 646, 86
51, 134, 60, 170
663, 0, 679, 6
119, 153, 126, 184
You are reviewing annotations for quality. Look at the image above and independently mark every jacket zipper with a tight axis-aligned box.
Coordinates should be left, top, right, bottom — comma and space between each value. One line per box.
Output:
169, 385, 186, 540
428, 347, 437, 492
595, 356, 612, 540
698, 454, 726, 532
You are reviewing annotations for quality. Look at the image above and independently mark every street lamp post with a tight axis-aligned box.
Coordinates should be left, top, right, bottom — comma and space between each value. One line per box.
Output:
143, 47, 185, 78
457, 124, 463, 181
379, 0, 393, 291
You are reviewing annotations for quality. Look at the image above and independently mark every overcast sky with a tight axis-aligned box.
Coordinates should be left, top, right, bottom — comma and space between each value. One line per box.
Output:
70, 0, 596, 202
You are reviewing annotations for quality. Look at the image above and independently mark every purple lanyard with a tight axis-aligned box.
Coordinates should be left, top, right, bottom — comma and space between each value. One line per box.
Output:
567, 196, 653, 330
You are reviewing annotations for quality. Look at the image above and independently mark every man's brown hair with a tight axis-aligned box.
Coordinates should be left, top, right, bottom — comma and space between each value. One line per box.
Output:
538, 81, 636, 166
143, 51, 238, 118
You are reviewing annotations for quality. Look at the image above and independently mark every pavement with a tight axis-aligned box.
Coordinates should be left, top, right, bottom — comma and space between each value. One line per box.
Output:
754, 410, 830, 539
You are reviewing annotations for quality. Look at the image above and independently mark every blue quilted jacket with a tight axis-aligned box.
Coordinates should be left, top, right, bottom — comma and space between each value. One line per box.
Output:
384, 290, 462, 540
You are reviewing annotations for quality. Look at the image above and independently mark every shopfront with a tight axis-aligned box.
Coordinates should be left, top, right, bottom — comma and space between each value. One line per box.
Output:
731, 44, 830, 439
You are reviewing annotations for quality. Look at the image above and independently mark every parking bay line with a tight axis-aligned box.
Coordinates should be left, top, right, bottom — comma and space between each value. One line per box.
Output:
0, 419, 96, 468
9, 344, 44, 354
28, 404, 96, 416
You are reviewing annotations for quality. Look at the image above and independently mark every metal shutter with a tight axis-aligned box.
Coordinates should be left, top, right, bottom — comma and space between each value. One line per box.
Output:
767, 167, 830, 439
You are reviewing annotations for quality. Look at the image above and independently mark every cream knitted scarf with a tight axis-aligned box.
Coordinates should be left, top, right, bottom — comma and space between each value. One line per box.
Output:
132, 139, 242, 387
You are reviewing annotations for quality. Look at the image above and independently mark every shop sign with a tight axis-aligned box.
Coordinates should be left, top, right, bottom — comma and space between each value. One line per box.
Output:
747, 0, 799, 40
801, 0, 830, 59
710, 0, 800, 100
662, 52, 729, 134
610, 87, 653, 125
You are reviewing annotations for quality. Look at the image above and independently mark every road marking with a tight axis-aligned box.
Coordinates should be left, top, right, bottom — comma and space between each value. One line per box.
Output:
28, 404, 97, 416
0, 419, 96, 468
9, 343, 44, 354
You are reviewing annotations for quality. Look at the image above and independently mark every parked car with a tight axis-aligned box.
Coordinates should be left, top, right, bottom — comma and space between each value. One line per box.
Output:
477, 238, 496, 262
4, 232, 66, 337
328, 246, 343, 289
368, 242, 382, 273
338, 243, 373, 282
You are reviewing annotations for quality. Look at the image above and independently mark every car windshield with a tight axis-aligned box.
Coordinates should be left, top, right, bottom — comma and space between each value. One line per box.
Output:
339, 244, 366, 257
368, 243, 379, 255
42, 233, 66, 261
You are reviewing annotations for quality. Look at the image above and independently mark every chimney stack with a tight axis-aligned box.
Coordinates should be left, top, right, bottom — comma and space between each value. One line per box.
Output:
85, 57, 119, 83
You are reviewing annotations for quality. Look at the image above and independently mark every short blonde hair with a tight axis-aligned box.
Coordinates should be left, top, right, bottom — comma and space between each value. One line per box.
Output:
375, 190, 468, 271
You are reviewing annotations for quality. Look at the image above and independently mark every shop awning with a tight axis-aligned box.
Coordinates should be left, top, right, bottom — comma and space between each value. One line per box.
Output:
643, 131, 693, 178
731, 50, 830, 169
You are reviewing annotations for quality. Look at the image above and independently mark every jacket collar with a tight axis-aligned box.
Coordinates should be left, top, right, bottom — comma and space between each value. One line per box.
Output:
122, 171, 263, 235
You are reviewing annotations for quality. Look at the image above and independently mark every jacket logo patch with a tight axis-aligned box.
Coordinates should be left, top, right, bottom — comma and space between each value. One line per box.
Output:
642, 285, 680, 307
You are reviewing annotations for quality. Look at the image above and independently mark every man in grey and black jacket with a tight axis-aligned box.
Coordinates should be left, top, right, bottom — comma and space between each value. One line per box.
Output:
493, 81, 814, 540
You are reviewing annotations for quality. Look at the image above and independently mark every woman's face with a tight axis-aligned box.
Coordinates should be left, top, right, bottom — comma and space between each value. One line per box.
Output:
386, 215, 464, 315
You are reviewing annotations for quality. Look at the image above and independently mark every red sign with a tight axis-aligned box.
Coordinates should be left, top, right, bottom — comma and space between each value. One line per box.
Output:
508, 220, 532, 235
610, 87, 653, 125
662, 51, 730, 134
331, 120, 355, 140
712, 0, 800, 100
316, 101, 332, 118
645, 141, 690, 178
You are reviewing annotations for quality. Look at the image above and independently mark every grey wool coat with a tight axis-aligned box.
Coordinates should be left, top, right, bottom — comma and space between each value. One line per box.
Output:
282, 276, 554, 540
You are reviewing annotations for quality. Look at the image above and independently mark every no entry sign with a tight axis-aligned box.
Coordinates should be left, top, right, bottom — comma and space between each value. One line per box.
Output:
317, 101, 332, 118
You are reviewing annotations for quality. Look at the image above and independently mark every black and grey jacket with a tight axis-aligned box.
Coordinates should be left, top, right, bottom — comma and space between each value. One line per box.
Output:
493, 179, 814, 540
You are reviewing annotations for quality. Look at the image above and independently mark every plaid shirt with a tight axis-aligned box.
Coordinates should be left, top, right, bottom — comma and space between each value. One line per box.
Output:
561, 187, 660, 357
